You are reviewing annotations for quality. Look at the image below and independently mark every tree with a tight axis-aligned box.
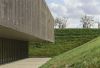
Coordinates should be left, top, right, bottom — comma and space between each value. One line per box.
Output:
55, 17, 68, 29
80, 15, 94, 28
55, 17, 62, 28
98, 22, 100, 28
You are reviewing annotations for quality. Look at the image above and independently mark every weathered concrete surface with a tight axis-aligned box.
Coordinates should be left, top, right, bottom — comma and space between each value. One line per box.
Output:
0, 58, 51, 68
0, 0, 54, 42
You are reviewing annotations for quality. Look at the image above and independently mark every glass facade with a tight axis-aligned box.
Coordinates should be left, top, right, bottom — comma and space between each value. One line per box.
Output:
0, 38, 28, 64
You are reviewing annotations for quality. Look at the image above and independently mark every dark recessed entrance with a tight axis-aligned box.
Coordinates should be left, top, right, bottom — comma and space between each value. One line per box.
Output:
0, 38, 28, 64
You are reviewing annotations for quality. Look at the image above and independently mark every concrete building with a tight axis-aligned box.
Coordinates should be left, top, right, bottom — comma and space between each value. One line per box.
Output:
0, 0, 54, 64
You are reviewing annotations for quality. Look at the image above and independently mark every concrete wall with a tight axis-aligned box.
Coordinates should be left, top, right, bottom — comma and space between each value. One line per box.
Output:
0, 0, 54, 42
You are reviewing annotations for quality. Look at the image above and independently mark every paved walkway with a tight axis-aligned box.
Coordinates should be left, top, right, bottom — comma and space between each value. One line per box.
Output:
0, 58, 51, 68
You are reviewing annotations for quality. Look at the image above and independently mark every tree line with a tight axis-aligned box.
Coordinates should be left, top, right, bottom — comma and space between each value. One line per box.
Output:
55, 15, 100, 29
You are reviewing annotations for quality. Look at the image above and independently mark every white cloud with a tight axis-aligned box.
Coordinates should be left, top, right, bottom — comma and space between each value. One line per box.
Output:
49, 3, 67, 17
46, 0, 100, 28
64, 0, 82, 8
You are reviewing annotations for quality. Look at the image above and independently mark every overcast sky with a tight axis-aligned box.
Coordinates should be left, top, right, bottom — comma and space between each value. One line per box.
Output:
45, 0, 100, 28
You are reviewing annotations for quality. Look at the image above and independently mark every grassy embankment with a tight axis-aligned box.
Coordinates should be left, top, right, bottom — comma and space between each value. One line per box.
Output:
29, 29, 100, 57
41, 36, 100, 68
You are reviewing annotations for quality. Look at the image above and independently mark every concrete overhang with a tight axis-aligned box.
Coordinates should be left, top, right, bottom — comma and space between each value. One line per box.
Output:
0, 25, 50, 42
0, 0, 54, 42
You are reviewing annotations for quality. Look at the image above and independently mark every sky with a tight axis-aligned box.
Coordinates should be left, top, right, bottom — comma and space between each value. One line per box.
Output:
45, 0, 100, 28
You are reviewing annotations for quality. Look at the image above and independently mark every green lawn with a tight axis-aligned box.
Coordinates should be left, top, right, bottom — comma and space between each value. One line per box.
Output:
40, 36, 100, 68
29, 29, 100, 57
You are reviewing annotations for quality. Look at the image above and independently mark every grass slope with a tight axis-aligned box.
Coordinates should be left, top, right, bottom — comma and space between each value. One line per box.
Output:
29, 29, 100, 57
40, 36, 100, 68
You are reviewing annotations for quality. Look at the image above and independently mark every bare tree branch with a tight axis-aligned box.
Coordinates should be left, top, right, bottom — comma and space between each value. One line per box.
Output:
55, 17, 69, 29
80, 15, 94, 28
